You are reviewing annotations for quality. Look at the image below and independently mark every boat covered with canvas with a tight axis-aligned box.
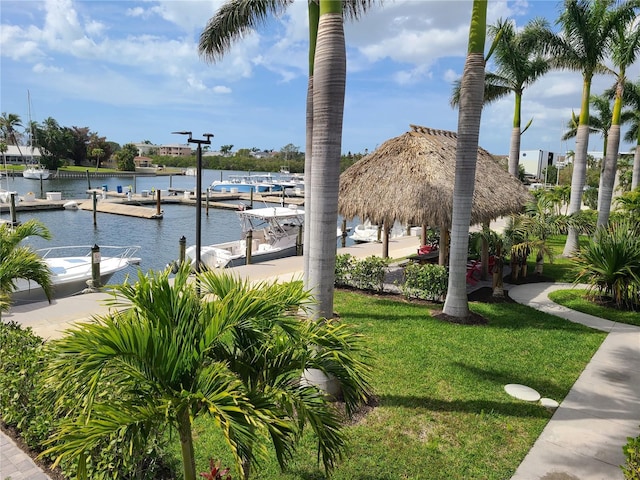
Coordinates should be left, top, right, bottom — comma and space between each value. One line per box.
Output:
349, 220, 406, 243
185, 205, 303, 269
12, 245, 142, 303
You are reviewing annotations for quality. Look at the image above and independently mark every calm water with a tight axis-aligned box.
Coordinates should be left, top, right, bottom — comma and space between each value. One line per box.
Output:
1, 169, 358, 284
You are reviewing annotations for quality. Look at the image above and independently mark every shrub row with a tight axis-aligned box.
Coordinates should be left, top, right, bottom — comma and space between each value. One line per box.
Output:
335, 254, 448, 301
0, 321, 172, 480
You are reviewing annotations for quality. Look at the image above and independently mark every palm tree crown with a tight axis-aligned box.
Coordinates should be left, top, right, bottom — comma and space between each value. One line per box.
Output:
45, 265, 372, 480
0, 220, 53, 313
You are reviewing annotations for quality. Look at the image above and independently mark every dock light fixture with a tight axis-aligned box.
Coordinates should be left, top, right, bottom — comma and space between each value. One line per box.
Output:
171, 131, 214, 274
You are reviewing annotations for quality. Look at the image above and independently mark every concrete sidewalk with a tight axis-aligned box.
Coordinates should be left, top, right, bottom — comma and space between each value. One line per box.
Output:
4, 235, 421, 341
509, 283, 640, 480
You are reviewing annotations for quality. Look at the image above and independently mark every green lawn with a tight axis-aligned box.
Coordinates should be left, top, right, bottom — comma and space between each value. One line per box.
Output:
164, 290, 606, 480
548, 289, 640, 327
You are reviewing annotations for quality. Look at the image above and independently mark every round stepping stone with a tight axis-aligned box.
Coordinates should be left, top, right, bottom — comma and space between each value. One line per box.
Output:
540, 397, 559, 410
504, 384, 541, 402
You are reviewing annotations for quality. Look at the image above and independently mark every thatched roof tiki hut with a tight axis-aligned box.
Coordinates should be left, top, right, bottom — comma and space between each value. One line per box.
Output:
338, 125, 532, 266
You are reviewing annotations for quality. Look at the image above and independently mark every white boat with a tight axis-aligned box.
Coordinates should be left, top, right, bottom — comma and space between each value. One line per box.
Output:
210, 174, 284, 194
22, 92, 50, 180
349, 220, 406, 243
22, 164, 50, 180
12, 245, 142, 303
63, 200, 79, 210
186, 205, 304, 269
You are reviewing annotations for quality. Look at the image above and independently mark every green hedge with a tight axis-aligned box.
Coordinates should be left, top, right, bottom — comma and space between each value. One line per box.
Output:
401, 263, 448, 301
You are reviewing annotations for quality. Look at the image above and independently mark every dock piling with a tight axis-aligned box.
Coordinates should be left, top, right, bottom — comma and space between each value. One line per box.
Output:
90, 244, 101, 289
246, 230, 253, 265
92, 191, 97, 226
9, 193, 17, 226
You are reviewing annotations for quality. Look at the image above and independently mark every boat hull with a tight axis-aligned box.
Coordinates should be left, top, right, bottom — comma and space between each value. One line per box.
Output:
226, 244, 298, 267
12, 247, 141, 304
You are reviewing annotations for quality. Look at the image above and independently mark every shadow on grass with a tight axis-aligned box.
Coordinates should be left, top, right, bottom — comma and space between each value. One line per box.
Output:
451, 362, 570, 401
377, 394, 548, 419
338, 292, 606, 336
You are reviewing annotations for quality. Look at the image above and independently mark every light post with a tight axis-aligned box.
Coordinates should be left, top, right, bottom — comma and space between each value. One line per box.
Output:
172, 131, 214, 273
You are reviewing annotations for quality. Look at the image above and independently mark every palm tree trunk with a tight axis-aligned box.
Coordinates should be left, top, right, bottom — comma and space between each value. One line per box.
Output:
632, 140, 640, 191
508, 92, 522, 177
306, 0, 345, 319
597, 125, 621, 228
562, 123, 590, 256
492, 243, 504, 297
302, 2, 319, 286
508, 127, 522, 177
438, 226, 449, 267
177, 406, 197, 480
442, 0, 487, 319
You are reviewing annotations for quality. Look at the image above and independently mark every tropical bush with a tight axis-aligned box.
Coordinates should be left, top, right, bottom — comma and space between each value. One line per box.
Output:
622, 433, 640, 480
0, 321, 172, 480
334, 253, 355, 287
0, 321, 53, 448
401, 263, 448, 301
573, 220, 640, 310
352, 256, 388, 292
334, 254, 388, 292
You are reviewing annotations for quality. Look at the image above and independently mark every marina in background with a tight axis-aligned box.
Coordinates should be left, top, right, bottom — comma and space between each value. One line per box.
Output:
0, 169, 370, 286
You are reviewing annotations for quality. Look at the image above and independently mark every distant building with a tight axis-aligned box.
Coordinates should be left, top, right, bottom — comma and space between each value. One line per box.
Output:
250, 150, 275, 159
1, 145, 42, 164
519, 150, 561, 181
132, 142, 159, 156
158, 144, 192, 157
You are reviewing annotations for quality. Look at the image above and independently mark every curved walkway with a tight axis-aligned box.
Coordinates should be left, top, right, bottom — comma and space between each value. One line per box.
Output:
1, 259, 639, 479
509, 282, 640, 480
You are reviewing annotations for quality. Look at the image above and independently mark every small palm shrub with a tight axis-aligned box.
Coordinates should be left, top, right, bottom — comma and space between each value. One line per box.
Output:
401, 263, 448, 301
573, 220, 640, 310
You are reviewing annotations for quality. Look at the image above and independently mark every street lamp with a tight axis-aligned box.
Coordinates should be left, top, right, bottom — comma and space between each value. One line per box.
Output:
172, 131, 214, 273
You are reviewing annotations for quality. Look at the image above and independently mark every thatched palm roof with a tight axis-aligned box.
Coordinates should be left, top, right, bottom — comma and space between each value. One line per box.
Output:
339, 125, 532, 228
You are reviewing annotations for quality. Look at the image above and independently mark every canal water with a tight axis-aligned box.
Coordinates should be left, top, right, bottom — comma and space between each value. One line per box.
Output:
1, 169, 359, 285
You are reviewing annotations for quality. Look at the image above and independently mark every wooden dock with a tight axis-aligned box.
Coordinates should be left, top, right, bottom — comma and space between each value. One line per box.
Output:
78, 200, 164, 219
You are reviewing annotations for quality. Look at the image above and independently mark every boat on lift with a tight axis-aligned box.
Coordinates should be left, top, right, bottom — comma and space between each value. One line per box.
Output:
185, 205, 303, 269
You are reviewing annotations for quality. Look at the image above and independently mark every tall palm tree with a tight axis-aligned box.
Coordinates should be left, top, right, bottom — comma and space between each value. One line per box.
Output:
305, 0, 346, 318
44, 265, 371, 480
0, 112, 24, 159
561, 93, 614, 212
597, 15, 640, 228
561, 94, 612, 156
198, 0, 374, 318
0, 112, 23, 145
529, 0, 638, 256
441, 0, 487, 320
451, 17, 550, 176
0, 220, 53, 314
623, 79, 640, 190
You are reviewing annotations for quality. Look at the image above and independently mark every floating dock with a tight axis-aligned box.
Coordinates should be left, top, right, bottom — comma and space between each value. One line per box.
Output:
78, 200, 164, 219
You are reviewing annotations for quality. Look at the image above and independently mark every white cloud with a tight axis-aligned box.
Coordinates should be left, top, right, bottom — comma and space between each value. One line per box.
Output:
32, 62, 63, 74
443, 68, 459, 83
125, 7, 145, 18
212, 85, 231, 94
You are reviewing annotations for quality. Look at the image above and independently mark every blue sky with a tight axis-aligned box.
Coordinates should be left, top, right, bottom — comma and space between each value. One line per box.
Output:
1, 0, 638, 157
